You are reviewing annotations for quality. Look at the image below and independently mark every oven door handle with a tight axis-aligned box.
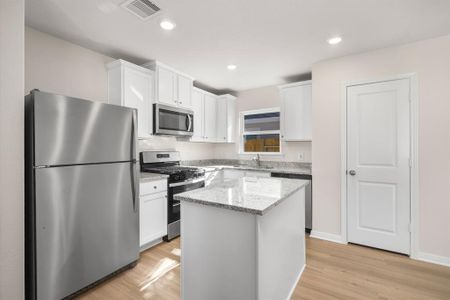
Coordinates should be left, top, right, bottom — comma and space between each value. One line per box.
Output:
169, 177, 205, 188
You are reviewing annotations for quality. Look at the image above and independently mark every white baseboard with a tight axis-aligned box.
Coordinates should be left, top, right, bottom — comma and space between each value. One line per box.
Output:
286, 263, 306, 300
414, 252, 450, 268
310, 230, 347, 244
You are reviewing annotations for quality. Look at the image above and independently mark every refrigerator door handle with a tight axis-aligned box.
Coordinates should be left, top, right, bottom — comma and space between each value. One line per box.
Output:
131, 110, 137, 161
131, 163, 139, 212
130, 110, 138, 212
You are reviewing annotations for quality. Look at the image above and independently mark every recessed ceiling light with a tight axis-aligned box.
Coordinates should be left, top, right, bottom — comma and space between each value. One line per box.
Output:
160, 20, 176, 31
227, 64, 237, 70
327, 36, 342, 45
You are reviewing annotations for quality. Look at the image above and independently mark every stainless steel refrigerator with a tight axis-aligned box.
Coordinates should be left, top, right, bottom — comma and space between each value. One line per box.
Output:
25, 90, 140, 300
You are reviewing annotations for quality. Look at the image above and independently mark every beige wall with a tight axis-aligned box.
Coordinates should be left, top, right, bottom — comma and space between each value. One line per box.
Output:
312, 34, 450, 260
25, 27, 114, 101
214, 85, 312, 162
25, 27, 215, 161
0, 0, 24, 299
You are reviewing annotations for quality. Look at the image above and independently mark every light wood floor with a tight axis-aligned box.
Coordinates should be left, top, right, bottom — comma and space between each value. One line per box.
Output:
77, 236, 450, 300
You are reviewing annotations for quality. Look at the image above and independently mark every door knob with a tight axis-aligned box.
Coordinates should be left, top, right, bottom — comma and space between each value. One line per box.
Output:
349, 170, 356, 176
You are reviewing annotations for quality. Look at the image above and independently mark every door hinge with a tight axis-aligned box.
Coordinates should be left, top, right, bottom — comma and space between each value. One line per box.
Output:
409, 158, 413, 168
408, 223, 412, 232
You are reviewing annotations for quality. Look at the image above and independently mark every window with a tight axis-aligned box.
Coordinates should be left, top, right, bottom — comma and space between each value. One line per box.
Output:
240, 108, 281, 154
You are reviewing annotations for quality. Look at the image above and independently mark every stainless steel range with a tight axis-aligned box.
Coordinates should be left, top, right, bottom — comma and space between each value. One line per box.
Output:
140, 151, 205, 241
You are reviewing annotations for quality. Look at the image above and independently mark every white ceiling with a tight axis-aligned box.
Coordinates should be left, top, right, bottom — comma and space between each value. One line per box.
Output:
26, 0, 450, 92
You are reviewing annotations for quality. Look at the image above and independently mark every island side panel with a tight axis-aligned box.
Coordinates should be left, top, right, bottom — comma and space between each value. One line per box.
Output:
256, 187, 306, 300
181, 202, 258, 300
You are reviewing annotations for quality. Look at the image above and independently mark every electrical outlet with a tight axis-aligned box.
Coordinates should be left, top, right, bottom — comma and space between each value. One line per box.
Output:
298, 152, 305, 162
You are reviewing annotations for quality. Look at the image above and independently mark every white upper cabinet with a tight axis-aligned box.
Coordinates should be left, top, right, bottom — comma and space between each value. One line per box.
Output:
157, 65, 176, 105
216, 95, 237, 143
204, 93, 217, 142
177, 74, 193, 108
107, 59, 153, 138
279, 81, 312, 141
143, 61, 193, 109
216, 97, 227, 142
191, 88, 205, 142
191, 88, 216, 142
191, 88, 236, 143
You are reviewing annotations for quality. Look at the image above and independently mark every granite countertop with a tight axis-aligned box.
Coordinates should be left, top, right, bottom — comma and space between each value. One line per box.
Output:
187, 164, 311, 176
139, 172, 169, 183
175, 176, 309, 215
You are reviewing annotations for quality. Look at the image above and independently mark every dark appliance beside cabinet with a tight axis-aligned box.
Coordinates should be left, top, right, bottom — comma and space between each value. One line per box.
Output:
271, 172, 312, 232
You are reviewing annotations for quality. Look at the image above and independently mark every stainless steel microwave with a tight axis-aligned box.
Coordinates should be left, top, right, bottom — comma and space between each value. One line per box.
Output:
153, 103, 194, 137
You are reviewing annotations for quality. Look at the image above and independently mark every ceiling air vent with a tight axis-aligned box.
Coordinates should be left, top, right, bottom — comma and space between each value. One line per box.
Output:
122, 0, 161, 20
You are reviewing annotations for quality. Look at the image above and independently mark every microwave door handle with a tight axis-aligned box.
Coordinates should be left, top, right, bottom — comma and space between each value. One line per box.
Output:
187, 114, 193, 131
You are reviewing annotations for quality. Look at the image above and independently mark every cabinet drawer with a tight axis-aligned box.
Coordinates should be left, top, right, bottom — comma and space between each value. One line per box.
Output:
140, 179, 167, 196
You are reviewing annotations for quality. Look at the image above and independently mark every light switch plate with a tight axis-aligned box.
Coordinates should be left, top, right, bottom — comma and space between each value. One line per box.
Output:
298, 152, 305, 161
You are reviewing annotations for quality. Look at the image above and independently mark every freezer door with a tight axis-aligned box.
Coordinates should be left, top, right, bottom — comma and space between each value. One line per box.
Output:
32, 91, 137, 166
34, 162, 139, 300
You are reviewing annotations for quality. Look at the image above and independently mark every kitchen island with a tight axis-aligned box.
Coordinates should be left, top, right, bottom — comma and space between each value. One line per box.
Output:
175, 176, 308, 300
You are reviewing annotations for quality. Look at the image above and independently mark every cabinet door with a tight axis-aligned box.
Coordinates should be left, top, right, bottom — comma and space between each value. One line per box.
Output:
281, 84, 312, 141
203, 94, 217, 142
226, 98, 236, 143
245, 170, 271, 178
177, 74, 193, 108
191, 89, 205, 141
216, 98, 227, 142
223, 169, 245, 179
157, 66, 176, 106
139, 192, 167, 247
123, 68, 151, 137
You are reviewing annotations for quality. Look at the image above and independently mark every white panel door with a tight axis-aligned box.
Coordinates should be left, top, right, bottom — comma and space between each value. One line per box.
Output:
216, 98, 227, 142
191, 89, 205, 141
123, 67, 151, 137
347, 79, 411, 254
177, 74, 193, 108
204, 94, 217, 142
157, 66, 176, 106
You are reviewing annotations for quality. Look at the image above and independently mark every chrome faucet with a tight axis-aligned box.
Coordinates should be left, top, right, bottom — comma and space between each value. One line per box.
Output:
252, 154, 261, 167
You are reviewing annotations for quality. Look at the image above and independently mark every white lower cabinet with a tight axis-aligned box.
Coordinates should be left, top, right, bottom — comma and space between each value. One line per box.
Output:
245, 170, 271, 178
139, 180, 167, 249
223, 169, 271, 179
223, 169, 245, 179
